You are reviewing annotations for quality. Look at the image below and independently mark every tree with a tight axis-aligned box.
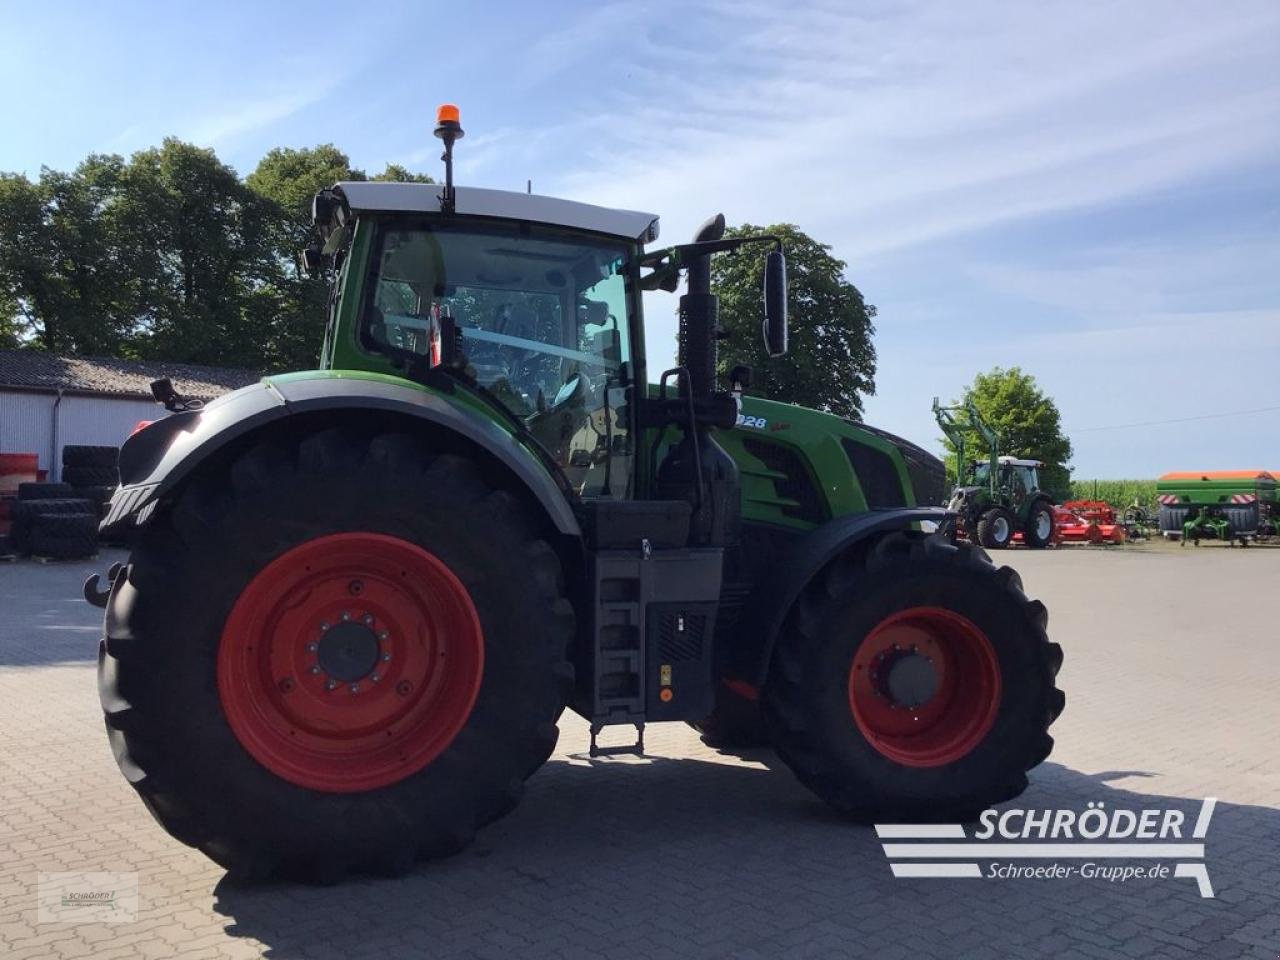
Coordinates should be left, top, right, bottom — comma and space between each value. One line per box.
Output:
244, 147, 435, 370
0, 158, 141, 355
0, 134, 422, 369
712, 223, 876, 419
942, 367, 1074, 500
116, 139, 276, 366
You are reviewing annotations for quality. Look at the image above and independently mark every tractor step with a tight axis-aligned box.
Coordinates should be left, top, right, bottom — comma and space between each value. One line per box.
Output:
576, 535, 723, 732
588, 721, 645, 758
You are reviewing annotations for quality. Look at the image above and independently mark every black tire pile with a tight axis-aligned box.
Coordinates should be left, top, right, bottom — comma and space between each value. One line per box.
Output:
7, 446, 118, 560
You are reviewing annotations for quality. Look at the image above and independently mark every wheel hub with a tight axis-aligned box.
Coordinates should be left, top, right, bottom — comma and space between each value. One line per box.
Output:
316, 621, 380, 682
874, 649, 938, 709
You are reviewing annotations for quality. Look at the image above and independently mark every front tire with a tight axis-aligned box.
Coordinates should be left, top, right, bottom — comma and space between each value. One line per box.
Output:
762, 532, 1063, 821
977, 507, 1014, 549
98, 426, 575, 881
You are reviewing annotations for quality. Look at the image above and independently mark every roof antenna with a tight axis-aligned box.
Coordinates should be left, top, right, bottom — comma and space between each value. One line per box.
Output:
527, 179, 532, 195
434, 104, 464, 215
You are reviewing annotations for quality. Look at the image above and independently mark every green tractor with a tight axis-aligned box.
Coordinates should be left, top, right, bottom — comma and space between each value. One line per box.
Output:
88, 106, 1062, 882
933, 398, 1055, 550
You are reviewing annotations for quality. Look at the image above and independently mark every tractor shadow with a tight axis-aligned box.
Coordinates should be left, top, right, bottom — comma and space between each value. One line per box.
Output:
213, 755, 1280, 959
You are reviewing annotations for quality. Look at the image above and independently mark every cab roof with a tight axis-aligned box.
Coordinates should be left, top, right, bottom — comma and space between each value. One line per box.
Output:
334, 181, 660, 243
997, 456, 1042, 467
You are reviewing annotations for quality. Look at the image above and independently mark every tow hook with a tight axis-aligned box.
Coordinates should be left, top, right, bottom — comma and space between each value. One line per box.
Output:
84, 562, 125, 609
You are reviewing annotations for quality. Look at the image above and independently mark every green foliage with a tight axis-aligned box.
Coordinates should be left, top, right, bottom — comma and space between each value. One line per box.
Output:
1068, 479, 1157, 509
713, 223, 875, 419
0, 140, 432, 371
942, 367, 1074, 500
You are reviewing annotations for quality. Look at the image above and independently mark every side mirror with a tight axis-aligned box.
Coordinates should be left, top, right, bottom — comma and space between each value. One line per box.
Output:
762, 249, 788, 357
299, 245, 323, 278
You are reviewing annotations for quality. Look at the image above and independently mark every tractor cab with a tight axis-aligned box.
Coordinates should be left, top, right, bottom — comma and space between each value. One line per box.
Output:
995, 456, 1043, 504
324, 190, 649, 498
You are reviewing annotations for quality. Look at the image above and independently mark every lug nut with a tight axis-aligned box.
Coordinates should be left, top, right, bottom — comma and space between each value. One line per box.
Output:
310, 665, 321, 674
371, 673, 381, 683
378, 631, 389, 641
319, 622, 330, 632
306, 642, 318, 653
340, 611, 350, 621
349, 684, 359, 694
363, 613, 374, 625
325, 681, 337, 691
381, 652, 391, 662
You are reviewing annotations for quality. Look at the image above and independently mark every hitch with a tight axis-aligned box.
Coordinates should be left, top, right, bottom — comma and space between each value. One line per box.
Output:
84, 561, 124, 609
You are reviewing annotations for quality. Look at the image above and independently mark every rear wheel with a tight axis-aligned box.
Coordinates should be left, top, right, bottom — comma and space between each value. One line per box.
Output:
98, 426, 575, 881
762, 532, 1063, 821
1023, 500, 1054, 549
976, 507, 1014, 549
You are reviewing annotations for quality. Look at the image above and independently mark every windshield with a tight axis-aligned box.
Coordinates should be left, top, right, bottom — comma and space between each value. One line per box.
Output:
362, 221, 635, 497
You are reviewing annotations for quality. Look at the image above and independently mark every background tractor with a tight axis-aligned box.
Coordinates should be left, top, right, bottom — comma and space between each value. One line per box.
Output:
933, 398, 1056, 549
90, 106, 1063, 883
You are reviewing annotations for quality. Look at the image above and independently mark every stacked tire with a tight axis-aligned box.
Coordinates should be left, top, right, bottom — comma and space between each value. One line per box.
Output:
61, 446, 120, 518
10, 482, 100, 560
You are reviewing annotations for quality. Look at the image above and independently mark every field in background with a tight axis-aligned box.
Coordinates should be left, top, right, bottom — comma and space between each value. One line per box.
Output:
1068, 478, 1156, 508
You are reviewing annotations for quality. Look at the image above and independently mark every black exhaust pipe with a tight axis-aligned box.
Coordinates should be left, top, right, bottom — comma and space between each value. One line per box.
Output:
677, 213, 726, 399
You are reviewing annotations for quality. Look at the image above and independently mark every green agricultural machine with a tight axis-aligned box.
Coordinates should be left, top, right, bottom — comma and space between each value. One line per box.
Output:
1156, 470, 1277, 545
933, 398, 1055, 549
88, 106, 1062, 882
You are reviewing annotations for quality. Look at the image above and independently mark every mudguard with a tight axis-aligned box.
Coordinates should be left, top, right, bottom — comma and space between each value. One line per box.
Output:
103, 373, 581, 537
726, 507, 950, 687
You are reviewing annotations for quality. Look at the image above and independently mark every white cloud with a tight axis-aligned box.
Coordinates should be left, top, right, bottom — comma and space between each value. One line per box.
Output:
549, 0, 1280, 260
182, 85, 335, 148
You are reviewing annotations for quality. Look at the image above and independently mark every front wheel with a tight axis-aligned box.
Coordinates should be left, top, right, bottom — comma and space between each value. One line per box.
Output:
98, 426, 575, 882
762, 532, 1063, 821
976, 507, 1014, 549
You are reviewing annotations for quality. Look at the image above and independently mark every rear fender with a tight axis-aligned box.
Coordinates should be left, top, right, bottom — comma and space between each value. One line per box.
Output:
725, 507, 950, 687
104, 375, 580, 537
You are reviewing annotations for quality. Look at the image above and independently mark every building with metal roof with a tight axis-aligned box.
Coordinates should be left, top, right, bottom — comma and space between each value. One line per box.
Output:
0, 350, 259, 481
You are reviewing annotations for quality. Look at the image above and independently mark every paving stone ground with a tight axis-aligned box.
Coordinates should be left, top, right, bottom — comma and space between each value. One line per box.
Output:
1, 540, 1277, 959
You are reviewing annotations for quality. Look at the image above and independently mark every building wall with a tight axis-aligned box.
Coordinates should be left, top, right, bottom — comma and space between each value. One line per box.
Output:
0, 390, 158, 481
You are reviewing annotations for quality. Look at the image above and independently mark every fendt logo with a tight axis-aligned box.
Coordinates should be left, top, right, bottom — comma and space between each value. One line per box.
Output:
876, 798, 1217, 897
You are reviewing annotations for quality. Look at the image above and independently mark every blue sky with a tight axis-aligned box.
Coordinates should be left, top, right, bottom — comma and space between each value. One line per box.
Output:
2, 0, 1278, 477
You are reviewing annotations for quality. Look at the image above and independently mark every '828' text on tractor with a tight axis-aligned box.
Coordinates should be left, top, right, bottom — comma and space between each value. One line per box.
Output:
89, 105, 1063, 883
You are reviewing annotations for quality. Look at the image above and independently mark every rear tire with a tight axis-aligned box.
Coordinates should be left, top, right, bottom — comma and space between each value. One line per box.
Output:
1023, 500, 1054, 549
762, 532, 1063, 821
976, 507, 1014, 549
98, 426, 575, 882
